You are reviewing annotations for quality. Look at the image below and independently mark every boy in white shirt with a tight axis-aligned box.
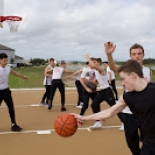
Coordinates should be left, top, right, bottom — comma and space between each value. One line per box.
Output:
40, 58, 54, 106
0, 53, 28, 132
103, 61, 118, 100
48, 61, 74, 111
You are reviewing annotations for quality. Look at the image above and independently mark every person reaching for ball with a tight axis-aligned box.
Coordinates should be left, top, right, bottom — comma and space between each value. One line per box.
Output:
72, 59, 155, 155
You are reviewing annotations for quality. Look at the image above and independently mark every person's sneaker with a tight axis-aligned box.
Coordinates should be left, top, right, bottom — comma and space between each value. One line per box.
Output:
39, 102, 46, 106
45, 103, 49, 108
78, 120, 83, 125
61, 107, 67, 111
11, 124, 22, 132
48, 104, 52, 110
89, 121, 102, 129
76, 105, 82, 109
119, 123, 124, 131
80, 102, 83, 106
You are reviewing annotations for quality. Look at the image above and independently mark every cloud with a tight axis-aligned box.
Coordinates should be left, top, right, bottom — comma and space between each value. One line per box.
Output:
0, 0, 155, 61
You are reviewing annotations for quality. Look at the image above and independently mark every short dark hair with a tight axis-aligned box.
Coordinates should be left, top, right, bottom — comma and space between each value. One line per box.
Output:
0, 53, 8, 59
95, 58, 102, 64
103, 61, 108, 64
90, 57, 96, 61
49, 58, 54, 61
118, 59, 143, 78
129, 43, 144, 55
60, 60, 66, 64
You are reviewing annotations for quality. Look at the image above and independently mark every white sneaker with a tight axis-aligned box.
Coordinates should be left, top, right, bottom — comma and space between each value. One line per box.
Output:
119, 123, 124, 131
76, 105, 82, 109
89, 121, 102, 129
80, 102, 83, 106
39, 102, 46, 106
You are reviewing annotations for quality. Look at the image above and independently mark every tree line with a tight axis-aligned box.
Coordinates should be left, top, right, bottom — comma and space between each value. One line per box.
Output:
29, 58, 155, 66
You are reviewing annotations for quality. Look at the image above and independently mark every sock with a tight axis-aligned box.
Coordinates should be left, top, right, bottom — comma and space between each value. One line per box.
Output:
12, 123, 16, 126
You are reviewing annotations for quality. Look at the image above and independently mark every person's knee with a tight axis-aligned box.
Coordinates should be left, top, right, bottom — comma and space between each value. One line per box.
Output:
82, 103, 88, 109
91, 102, 98, 109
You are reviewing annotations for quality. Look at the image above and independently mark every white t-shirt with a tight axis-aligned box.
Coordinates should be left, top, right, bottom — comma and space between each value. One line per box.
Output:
52, 67, 64, 80
76, 67, 88, 81
122, 66, 151, 114
43, 64, 53, 85
143, 66, 151, 82
0, 65, 11, 90
81, 67, 97, 92
106, 66, 115, 80
95, 70, 110, 90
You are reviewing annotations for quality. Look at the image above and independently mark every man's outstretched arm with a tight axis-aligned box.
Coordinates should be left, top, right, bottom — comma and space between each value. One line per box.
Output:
71, 95, 126, 121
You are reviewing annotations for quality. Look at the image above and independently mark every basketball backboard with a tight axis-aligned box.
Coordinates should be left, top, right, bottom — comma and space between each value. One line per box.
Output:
0, 0, 4, 28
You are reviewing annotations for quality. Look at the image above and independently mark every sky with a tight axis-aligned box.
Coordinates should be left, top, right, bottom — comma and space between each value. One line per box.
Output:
0, 0, 155, 62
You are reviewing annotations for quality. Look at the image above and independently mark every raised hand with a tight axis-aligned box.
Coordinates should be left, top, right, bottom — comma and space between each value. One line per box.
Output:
84, 53, 90, 60
104, 42, 116, 55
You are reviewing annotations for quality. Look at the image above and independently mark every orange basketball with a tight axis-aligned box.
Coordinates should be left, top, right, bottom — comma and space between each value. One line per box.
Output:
54, 113, 78, 137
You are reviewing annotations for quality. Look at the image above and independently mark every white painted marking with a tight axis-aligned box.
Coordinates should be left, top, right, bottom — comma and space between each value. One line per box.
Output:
37, 130, 51, 134
10, 86, 123, 92
31, 104, 41, 107
102, 126, 120, 129
0, 102, 109, 108
0, 126, 120, 135
87, 128, 91, 132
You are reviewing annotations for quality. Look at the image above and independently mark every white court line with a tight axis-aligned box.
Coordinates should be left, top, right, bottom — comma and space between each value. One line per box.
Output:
10, 86, 123, 91
0, 129, 54, 135
0, 126, 121, 135
0, 103, 80, 108
0, 102, 108, 108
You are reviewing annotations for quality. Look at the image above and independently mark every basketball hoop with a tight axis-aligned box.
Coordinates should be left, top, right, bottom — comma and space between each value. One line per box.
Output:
0, 16, 22, 32
0, 16, 5, 28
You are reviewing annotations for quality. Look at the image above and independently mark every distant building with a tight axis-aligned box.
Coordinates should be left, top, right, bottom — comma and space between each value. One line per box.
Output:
0, 44, 24, 63
15, 55, 24, 63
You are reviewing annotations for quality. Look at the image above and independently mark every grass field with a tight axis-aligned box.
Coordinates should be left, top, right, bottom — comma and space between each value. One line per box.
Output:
8, 66, 155, 88
9, 67, 45, 88
9, 66, 76, 88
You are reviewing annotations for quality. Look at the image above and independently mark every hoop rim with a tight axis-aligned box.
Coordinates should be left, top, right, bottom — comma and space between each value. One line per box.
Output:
0, 16, 6, 22
0, 16, 22, 22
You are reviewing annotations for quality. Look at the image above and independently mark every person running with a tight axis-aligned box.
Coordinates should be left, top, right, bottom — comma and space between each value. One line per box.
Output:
104, 42, 152, 155
78, 57, 98, 125
40, 58, 55, 106
48, 60, 74, 111
103, 61, 118, 100
84, 54, 122, 129
66, 62, 89, 109
72, 59, 155, 155
0, 53, 28, 132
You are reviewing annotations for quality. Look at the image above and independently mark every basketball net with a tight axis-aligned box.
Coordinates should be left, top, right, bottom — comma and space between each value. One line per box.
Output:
5, 20, 21, 32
